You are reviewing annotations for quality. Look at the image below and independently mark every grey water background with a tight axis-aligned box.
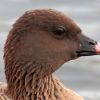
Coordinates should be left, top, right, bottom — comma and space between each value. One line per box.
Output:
0, 0, 100, 99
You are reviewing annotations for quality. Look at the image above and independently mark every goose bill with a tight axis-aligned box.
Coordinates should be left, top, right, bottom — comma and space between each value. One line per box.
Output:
77, 35, 100, 56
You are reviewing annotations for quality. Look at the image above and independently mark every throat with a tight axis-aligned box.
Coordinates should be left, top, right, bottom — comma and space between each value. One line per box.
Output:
8, 75, 66, 100
6, 62, 66, 100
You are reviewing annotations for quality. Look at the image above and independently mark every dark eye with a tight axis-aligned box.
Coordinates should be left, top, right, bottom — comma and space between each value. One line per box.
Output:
53, 26, 66, 39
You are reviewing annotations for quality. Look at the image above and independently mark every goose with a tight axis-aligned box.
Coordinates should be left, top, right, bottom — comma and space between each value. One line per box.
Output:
0, 9, 100, 100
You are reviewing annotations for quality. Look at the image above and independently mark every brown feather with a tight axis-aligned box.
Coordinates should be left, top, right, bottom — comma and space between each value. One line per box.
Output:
1, 9, 83, 100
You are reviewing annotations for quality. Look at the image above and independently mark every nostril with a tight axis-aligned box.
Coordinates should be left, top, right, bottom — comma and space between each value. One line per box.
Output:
88, 41, 97, 45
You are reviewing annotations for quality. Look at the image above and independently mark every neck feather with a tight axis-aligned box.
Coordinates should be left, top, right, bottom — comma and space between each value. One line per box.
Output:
5, 61, 67, 100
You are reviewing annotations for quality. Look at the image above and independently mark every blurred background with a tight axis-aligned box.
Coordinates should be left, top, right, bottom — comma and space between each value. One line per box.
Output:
0, 0, 100, 99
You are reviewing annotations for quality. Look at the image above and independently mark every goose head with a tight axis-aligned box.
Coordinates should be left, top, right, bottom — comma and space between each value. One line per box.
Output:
4, 9, 100, 100
4, 9, 100, 77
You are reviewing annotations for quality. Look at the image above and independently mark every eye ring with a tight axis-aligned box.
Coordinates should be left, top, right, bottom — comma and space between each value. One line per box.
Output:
53, 26, 66, 39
